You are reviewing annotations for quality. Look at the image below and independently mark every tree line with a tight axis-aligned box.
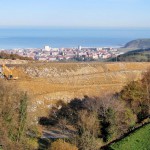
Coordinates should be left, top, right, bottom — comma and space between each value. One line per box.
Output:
0, 51, 33, 60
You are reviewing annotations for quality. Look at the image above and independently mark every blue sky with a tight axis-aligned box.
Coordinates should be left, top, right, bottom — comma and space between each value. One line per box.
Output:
0, 0, 150, 28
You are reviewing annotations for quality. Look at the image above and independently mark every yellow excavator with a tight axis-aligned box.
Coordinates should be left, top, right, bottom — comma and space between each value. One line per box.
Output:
0, 64, 18, 80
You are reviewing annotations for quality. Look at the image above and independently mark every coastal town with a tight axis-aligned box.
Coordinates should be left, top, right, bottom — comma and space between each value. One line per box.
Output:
0, 46, 124, 61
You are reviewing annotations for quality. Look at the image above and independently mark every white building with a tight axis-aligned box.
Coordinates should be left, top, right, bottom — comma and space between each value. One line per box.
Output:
78, 46, 82, 50
44, 46, 51, 51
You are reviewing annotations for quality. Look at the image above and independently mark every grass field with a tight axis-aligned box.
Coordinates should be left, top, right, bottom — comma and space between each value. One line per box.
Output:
109, 123, 150, 150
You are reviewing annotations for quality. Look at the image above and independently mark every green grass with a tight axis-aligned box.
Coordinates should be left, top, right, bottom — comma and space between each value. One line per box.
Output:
109, 124, 150, 150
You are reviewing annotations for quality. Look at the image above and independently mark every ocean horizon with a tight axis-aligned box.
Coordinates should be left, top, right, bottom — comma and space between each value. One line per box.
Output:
0, 28, 150, 49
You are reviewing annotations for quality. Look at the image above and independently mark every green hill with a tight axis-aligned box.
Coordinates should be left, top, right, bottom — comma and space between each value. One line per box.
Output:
108, 49, 150, 62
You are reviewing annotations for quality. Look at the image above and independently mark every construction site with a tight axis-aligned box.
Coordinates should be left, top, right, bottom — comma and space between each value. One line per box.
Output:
0, 60, 150, 119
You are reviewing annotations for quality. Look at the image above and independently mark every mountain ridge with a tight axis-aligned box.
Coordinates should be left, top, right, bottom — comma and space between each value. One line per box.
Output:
124, 39, 150, 49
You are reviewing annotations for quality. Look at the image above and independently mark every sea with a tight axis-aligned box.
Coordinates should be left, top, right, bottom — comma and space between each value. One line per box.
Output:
0, 28, 150, 49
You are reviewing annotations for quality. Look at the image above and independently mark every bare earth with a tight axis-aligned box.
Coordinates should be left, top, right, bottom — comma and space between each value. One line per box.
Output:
1, 61, 150, 118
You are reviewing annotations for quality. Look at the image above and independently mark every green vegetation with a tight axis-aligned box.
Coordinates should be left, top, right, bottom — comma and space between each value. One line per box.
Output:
109, 49, 150, 62
109, 123, 150, 150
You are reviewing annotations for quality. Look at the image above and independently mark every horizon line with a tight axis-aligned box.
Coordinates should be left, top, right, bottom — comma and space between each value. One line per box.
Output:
0, 26, 150, 30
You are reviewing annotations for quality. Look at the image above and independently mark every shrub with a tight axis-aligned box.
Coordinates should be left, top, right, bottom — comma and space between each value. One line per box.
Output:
50, 139, 78, 150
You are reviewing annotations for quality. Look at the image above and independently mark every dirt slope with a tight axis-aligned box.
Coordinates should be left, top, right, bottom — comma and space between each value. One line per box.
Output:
7, 63, 150, 115
3, 61, 150, 118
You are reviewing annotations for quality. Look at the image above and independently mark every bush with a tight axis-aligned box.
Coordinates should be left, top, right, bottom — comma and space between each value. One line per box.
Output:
50, 139, 78, 150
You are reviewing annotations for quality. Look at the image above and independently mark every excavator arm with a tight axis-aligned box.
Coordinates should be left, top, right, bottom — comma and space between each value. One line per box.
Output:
2, 64, 15, 80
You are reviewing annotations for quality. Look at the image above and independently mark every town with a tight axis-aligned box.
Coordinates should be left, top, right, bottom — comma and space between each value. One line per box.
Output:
0, 45, 124, 61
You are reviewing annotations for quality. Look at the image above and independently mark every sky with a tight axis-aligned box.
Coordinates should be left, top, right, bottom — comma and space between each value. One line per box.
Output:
0, 0, 150, 28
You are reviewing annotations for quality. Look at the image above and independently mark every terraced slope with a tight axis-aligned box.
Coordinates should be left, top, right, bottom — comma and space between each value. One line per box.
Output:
7, 62, 148, 118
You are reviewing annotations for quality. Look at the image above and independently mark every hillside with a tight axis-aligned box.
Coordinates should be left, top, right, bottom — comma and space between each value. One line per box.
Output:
109, 123, 150, 150
1, 62, 150, 150
1, 61, 149, 118
109, 48, 150, 62
124, 39, 150, 49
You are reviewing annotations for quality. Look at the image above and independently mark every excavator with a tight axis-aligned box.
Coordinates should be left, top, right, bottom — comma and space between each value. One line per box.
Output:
0, 64, 18, 80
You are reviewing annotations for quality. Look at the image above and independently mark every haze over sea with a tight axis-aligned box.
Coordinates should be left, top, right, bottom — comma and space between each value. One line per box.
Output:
0, 28, 150, 49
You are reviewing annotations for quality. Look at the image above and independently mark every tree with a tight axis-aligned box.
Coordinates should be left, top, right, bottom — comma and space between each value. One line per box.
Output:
0, 81, 37, 150
120, 81, 145, 121
76, 110, 102, 150
17, 93, 28, 142
142, 68, 150, 115
77, 131, 101, 150
96, 96, 136, 142
120, 68, 150, 122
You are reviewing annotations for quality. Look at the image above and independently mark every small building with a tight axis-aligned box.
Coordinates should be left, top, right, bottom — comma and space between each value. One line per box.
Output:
48, 56, 57, 61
